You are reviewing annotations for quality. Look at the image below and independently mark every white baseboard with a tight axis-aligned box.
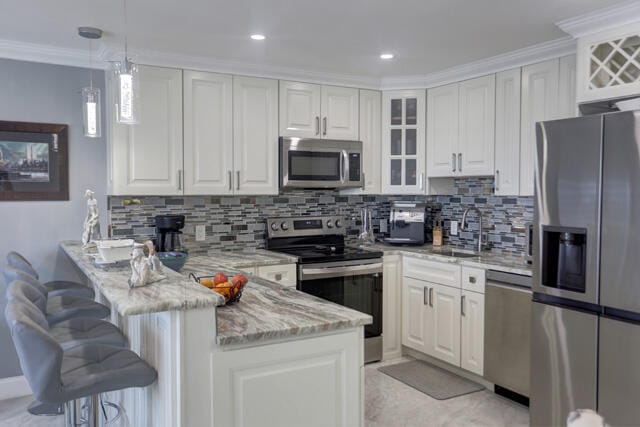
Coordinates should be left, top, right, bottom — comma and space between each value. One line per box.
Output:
0, 375, 32, 401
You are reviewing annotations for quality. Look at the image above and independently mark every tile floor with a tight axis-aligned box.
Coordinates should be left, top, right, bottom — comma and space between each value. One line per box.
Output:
0, 356, 529, 427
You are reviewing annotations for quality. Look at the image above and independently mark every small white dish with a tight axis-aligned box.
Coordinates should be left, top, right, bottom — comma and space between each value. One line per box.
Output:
95, 239, 134, 263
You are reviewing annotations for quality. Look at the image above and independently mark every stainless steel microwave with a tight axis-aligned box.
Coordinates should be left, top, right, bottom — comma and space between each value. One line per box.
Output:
279, 137, 363, 189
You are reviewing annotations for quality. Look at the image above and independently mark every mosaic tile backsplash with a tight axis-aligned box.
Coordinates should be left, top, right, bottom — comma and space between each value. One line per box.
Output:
108, 178, 533, 255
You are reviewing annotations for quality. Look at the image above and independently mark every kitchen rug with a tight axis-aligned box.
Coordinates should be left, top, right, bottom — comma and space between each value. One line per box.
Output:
378, 359, 484, 400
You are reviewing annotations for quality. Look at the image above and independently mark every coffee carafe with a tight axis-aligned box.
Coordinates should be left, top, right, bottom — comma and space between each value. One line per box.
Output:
155, 214, 185, 252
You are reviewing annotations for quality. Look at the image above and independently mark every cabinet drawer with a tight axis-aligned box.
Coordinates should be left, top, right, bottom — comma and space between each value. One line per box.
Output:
256, 264, 297, 287
461, 267, 485, 294
402, 257, 461, 288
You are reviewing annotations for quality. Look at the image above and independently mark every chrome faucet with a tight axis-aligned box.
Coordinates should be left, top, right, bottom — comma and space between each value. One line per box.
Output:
460, 207, 484, 253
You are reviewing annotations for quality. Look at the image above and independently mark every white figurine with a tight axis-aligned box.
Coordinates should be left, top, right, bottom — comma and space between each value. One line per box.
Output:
82, 189, 101, 249
144, 240, 163, 273
129, 243, 152, 288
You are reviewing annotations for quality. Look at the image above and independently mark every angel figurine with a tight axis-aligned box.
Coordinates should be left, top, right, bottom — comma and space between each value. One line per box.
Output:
129, 243, 152, 288
82, 189, 101, 249
144, 240, 163, 273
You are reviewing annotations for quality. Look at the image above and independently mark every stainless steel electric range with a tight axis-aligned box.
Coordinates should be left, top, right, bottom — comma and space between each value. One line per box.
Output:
266, 215, 384, 363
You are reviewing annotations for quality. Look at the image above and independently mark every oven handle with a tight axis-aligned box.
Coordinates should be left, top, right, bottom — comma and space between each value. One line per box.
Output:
300, 262, 383, 280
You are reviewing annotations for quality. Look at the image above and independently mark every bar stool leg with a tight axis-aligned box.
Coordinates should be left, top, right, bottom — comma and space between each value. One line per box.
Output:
87, 394, 100, 427
64, 399, 82, 427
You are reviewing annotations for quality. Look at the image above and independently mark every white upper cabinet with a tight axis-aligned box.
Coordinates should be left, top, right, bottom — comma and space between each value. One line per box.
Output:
427, 83, 459, 177
382, 90, 426, 194
458, 74, 495, 176
183, 70, 233, 195
558, 55, 578, 119
279, 81, 321, 138
494, 68, 522, 196
279, 81, 359, 140
108, 65, 183, 195
520, 59, 560, 196
321, 85, 359, 140
233, 76, 279, 195
427, 75, 495, 178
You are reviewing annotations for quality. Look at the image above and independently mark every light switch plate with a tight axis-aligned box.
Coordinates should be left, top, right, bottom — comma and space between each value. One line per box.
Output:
450, 220, 458, 236
195, 225, 206, 241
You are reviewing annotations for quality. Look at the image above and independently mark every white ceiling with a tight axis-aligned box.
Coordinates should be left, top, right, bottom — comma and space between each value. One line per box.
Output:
0, 0, 628, 78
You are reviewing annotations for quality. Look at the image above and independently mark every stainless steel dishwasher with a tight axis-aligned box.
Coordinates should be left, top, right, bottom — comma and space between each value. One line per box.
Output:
484, 270, 532, 399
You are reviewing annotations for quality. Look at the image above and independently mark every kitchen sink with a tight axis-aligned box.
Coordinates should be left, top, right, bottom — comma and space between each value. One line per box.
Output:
432, 250, 479, 258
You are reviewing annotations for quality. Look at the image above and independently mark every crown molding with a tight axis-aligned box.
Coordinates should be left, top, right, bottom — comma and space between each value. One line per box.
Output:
380, 37, 576, 90
100, 41, 382, 90
0, 38, 109, 69
556, 0, 640, 38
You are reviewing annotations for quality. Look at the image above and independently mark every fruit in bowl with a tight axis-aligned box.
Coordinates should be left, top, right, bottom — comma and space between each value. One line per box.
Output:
189, 272, 248, 304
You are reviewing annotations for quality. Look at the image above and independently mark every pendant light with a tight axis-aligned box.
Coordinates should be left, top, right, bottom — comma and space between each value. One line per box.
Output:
113, 0, 139, 124
79, 26, 103, 138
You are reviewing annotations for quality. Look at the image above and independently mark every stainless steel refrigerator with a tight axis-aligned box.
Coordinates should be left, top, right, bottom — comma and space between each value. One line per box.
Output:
530, 110, 640, 427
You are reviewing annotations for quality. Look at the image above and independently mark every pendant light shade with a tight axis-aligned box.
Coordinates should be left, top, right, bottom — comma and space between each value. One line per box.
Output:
113, 58, 139, 124
78, 26, 103, 138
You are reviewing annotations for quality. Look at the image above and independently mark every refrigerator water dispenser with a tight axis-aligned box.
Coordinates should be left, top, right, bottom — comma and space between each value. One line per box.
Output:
541, 227, 587, 293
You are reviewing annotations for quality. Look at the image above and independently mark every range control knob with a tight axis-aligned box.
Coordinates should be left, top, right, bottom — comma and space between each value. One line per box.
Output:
281, 222, 290, 231
335, 219, 343, 228
270, 222, 279, 231
326, 220, 334, 228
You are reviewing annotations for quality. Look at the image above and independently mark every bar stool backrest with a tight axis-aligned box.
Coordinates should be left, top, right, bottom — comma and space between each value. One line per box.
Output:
2, 265, 48, 296
5, 301, 63, 403
6, 280, 48, 313
6, 251, 38, 280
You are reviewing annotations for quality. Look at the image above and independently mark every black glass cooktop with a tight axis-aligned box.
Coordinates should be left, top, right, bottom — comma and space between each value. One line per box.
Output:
271, 244, 383, 264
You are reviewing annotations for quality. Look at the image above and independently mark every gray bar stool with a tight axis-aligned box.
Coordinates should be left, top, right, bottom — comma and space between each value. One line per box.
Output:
5, 252, 94, 299
6, 279, 110, 326
5, 303, 157, 427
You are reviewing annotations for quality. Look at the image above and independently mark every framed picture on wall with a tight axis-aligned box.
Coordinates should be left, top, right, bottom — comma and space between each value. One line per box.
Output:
0, 120, 69, 201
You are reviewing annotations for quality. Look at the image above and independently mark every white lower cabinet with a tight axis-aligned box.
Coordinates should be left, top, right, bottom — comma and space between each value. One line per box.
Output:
402, 276, 430, 354
429, 283, 462, 366
383, 255, 402, 360
461, 290, 485, 376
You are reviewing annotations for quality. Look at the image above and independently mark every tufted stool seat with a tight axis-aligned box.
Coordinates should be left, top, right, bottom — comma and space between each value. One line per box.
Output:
3, 261, 94, 299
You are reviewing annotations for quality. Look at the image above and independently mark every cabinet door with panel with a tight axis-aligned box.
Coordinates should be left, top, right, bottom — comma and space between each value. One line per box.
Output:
321, 85, 359, 140
382, 90, 426, 194
558, 54, 577, 120
520, 59, 559, 196
494, 68, 521, 196
109, 65, 183, 195
359, 89, 381, 193
461, 290, 485, 376
458, 75, 495, 176
279, 81, 321, 138
183, 70, 233, 195
426, 83, 459, 177
233, 76, 279, 195
428, 283, 461, 366
383, 255, 402, 360
402, 277, 430, 354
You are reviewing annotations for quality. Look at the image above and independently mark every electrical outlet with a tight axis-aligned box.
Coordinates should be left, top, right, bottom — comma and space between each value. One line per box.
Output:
195, 225, 206, 242
450, 220, 458, 236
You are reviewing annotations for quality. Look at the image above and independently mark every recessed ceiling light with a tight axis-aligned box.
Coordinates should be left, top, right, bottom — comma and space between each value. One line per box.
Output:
380, 53, 394, 60
251, 34, 266, 41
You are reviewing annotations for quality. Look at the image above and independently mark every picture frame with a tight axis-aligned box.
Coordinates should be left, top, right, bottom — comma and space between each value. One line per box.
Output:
0, 120, 69, 201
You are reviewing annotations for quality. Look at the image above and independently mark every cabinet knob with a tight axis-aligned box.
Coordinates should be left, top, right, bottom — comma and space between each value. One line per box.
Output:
469, 276, 476, 284
275, 273, 283, 281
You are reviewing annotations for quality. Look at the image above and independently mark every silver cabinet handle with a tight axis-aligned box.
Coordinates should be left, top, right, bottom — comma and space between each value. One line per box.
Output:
452, 153, 456, 172
495, 170, 500, 192
323, 117, 327, 136
315, 116, 320, 135
429, 287, 433, 307
423, 287, 429, 305
458, 153, 462, 172
419, 172, 424, 190
361, 172, 366, 190
236, 171, 240, 191
228, 170, 232, 191
461, 295, 466, 316
177, 170, 183, 191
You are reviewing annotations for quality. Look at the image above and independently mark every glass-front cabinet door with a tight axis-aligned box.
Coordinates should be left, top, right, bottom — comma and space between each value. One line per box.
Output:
382, 90, 426, 194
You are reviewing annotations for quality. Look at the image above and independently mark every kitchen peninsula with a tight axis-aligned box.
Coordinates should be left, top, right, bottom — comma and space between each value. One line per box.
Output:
60, 241, 371, 427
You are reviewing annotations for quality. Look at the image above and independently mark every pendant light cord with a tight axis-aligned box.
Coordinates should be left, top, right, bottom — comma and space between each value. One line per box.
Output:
123, 0, 128, 60
89, 39, 93, 90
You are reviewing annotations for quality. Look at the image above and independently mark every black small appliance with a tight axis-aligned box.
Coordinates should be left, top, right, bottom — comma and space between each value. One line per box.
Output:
155, 214, 185, 252
384, 201, 426, 245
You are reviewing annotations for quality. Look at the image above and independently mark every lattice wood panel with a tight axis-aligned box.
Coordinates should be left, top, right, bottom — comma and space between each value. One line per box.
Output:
589, 35, 640, 89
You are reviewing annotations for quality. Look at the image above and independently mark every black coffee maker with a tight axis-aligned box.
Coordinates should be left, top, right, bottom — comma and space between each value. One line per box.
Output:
155, 214, 185, 252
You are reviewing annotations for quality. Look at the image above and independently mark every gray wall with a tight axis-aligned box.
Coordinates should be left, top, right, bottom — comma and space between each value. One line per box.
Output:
0, 58, 106, 379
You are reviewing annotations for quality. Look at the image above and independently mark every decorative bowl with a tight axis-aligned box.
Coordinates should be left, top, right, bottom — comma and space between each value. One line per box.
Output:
158, 251, 189, 271
95, 239, 134, 263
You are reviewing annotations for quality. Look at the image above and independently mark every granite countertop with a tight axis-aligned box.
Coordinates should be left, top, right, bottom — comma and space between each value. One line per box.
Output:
361, 243, 532, 276
183, 256, 373, 346
60, 241, 224, 316
203, 248, 298, 270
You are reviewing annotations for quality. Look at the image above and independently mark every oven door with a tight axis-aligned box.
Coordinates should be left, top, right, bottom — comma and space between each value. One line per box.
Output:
280, 137, 362, 188
298, 259, 382, 338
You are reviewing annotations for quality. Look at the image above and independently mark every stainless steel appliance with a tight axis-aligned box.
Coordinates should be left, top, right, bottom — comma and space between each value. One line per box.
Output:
266, 216, 384, 363
525, 222, 533, 265
484, 270, 532, 400
531, 111, 640, 426
155, 214, 185, 252
279, 137, 363, 189
384, 201, 426, 245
